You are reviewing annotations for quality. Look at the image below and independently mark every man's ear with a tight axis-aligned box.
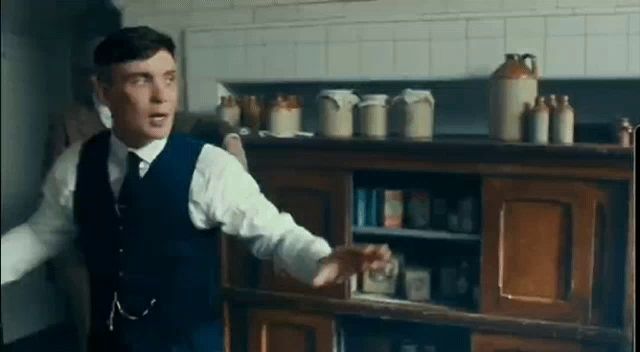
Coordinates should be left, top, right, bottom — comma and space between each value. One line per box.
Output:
91, 75, 109, 107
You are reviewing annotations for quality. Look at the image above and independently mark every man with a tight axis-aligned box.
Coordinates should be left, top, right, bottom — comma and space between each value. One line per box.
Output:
1, 26, 391, 352
47, 62, 250, 352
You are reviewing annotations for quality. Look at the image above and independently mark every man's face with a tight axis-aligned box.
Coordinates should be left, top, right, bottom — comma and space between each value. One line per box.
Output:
96, 50, 178, 147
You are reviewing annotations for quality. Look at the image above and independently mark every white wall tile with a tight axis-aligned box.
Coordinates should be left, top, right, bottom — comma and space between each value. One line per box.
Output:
233, 0, 273, 7
446, 0, 503, 13
629, 35, 640, 74
246, 45, 266, 78
617, 0, 640, 6
360, 41, 394, 75
423, 0, 449, 13
343, 0, 430, 19
430, 40, 467, 77
262, 27, 293, 43
467, 38, 505, 75
187, 8, 253, 26
468, 19, 504, 38
263, 43, 296, 79
192, 0, 232, 9
188, 47, 223, 77
246, 29, 265, 45
225, 45, 248, 78
587, 15, 629, 35
254, 5, 300, 24
328, 42, 359, 77
546, 16, 586, 36
186, 78, 221, 111
506, 17, 545, 37
502, 0, 557, 11
360, 23, 395, 41
393, 21, 430, 40
586, 35, 628, 75
294, 26, 326, 43
298, 3, 345, 21
328, 24, 360, 42
197, 30, 246, 47
629, 13, 639, 34
505, 36, 545, 76
395, 40, 429, 75
430, 20, 466, 40
558, 0, 617, 8
296, 43, 327, 78
545, 36, 585, 76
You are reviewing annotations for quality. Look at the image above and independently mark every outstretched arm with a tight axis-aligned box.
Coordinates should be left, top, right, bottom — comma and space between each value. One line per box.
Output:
192, 146, 391, 287
1, 143, 80, 285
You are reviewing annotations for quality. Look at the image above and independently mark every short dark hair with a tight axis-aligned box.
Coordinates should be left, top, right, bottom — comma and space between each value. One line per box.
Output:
93, 26, 175, 83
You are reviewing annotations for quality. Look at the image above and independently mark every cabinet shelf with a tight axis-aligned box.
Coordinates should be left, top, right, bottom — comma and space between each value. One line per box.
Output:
353, 226, 481, 242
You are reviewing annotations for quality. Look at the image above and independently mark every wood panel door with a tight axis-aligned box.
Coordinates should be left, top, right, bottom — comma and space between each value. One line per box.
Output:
472, 333, 607, 352
481, 178, 620, 324
254, 169, 352, 298
248, 309, 335, 352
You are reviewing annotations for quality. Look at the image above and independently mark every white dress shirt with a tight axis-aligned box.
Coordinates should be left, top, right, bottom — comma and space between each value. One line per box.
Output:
1, 133, 332, 286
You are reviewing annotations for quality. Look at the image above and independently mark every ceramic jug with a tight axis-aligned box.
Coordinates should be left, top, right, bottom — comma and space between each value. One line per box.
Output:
489, 53, 539, 141
392, 89, 435, 139
318, 89, 360, 137
357, 94, 388, 137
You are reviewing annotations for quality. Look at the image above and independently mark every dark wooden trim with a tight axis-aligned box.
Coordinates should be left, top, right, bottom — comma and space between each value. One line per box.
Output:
223, 287, 626, 345
244, 138, 632, 181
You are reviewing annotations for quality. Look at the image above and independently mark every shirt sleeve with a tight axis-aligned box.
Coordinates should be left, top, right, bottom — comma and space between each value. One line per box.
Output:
189, 144, 333, 286
1, 142, 80, 285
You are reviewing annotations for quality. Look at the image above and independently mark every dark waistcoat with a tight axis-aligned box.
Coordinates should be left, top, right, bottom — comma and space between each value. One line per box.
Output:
74, 131, 221, 345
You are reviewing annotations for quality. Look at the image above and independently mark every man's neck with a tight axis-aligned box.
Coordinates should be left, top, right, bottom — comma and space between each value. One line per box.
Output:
111, 129, 152, 149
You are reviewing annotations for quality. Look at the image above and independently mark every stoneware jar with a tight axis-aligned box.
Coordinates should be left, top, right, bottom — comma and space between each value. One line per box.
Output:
527, 96, 549, 144
318, 89, 360, 138
616, 117, 633, 147
216, 96, 241, 127
269, 95, 296, 137
392, 89, 435, 139
240, 95, 262, 133
287, 95, 302, 134
550, 95, 574, 144
489, 53, 539, 142
357, 94, 388, 137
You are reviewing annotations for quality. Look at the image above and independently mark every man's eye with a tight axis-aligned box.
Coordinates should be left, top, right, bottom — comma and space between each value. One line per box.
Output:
131, 77, 148, 85
165, 76, 176, 84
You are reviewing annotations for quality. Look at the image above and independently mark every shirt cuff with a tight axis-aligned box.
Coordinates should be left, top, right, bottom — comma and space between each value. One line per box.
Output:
298, 240, 333, 285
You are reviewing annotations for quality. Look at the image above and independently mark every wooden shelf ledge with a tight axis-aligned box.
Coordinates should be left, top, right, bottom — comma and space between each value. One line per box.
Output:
223, 287, 626, 345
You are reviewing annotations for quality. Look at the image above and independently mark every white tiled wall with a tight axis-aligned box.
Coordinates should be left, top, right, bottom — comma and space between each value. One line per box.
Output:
122, 0, 639, 110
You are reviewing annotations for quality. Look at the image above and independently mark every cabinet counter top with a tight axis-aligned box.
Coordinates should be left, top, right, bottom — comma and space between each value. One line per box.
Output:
243, 136, 632, 180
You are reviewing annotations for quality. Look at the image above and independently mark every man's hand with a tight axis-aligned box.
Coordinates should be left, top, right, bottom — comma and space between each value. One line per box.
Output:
312, 244, 392, 288
223, 134, 248, 170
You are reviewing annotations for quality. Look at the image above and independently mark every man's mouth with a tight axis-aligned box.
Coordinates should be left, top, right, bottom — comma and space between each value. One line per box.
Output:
149, 113, 169, 126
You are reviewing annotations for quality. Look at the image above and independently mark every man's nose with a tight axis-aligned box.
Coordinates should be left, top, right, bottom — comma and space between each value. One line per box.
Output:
150, 81, 169, 103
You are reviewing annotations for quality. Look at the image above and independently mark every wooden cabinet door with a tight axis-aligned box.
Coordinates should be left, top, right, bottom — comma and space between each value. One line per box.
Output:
248, 309, 335, 352
481, 178, 614, 323
254, 169, 352, 298
472, 334, 604, 352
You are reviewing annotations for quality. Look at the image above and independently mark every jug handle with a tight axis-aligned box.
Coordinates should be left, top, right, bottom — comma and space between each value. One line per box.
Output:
521, 53, 538, 78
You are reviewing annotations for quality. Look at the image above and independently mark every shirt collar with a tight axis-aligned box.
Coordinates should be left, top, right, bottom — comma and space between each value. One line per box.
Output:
110, 132, 168, 165
92, 93, 113, 129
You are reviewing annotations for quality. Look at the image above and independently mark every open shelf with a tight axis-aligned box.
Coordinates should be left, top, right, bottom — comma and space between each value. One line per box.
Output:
353, 226, 481, 242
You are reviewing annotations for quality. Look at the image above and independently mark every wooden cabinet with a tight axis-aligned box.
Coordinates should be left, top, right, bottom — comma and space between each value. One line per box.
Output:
254, 169, 352, 298
481, 178, 626, 324
248, 309, 335, 352
472, 333, 607, 352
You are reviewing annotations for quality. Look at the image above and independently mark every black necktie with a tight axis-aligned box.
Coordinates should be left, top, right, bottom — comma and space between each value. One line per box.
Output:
117, 152, 141, 216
